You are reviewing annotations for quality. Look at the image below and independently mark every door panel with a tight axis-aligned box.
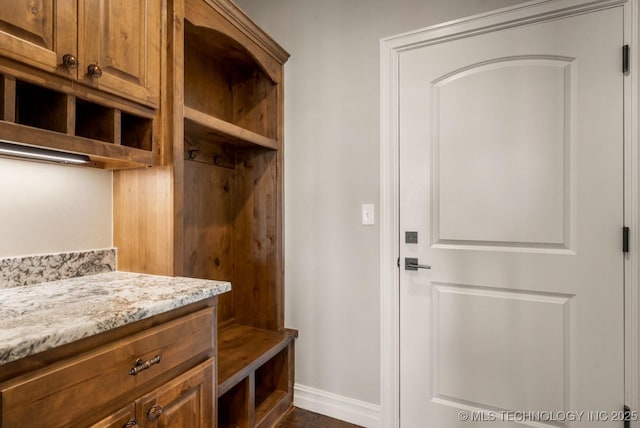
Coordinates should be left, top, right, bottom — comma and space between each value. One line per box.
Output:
433, 58, 571, 248
432, 284, 569, 411
78, 0, 160, 106
0, 0, 76, 77
399, 3, 624, 427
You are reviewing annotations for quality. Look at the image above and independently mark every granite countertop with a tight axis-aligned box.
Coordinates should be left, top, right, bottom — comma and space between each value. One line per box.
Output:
0, 271, 231, 366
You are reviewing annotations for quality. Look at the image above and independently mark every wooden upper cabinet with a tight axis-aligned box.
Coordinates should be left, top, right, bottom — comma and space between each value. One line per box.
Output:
78, 0, 161, 106
0, 0, 160, 107
0, 0, 76, 77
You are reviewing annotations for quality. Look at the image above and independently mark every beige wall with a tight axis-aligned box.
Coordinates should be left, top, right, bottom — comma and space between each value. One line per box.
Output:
0, 158, 112, 257
236, 0, 530, 408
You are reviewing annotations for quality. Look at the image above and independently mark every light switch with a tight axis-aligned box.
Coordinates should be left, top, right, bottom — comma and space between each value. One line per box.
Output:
362, 204, 375, 225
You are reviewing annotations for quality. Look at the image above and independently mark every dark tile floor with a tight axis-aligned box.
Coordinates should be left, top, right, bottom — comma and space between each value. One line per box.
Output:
275, 408, 362, 428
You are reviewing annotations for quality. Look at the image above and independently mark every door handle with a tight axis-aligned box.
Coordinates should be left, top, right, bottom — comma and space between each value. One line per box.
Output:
405, 257, 431, 271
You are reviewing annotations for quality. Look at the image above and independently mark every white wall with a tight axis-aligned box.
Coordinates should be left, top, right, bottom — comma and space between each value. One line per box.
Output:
235, 0, 530, 418
0, 158, 112, 257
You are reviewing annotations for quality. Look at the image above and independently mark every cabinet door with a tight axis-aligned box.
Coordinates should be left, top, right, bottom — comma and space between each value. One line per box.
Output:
137, 359, 214, 428
90, 404, 137, 428
78, 0, 161, 106
0, 0, 76, 77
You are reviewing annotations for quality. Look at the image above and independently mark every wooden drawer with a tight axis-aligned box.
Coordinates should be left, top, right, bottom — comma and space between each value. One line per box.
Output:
0, 308, 214, 428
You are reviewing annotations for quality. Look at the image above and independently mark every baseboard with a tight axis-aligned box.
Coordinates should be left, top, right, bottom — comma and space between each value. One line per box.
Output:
293, 384, 381, 428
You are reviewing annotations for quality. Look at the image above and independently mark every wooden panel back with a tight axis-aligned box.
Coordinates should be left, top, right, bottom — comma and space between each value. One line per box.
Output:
232, 68, 278, 140
183, 159, 236, 324
232, 148, 281, 330
184, 40, 233, 121
114, 166, 175, 276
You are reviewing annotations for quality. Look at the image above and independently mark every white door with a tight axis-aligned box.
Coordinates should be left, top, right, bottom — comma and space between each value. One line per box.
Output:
399, 1, 625, 427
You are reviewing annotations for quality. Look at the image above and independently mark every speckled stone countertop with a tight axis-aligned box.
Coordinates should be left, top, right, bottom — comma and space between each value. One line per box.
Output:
0, 271, 231, 365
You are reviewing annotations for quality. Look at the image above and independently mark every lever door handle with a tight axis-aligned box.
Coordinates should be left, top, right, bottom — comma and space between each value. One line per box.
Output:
405, 257, 431, 271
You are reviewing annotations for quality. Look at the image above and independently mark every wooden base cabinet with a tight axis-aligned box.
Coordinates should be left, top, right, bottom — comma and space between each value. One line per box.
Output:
0, 304, 216, 428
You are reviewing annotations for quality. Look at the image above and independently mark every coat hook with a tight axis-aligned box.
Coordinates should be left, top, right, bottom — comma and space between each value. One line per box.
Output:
188, 147, 200, 159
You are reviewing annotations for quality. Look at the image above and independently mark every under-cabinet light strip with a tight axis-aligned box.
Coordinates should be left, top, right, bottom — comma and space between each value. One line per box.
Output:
0, 140, 90, 164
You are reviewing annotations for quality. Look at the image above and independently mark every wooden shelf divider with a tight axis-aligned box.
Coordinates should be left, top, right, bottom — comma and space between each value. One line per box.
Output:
184, 106, 279, 151
1, 75, 16, 122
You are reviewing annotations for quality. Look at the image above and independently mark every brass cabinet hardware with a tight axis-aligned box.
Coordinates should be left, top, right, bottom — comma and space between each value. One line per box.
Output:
147, 404, 163, 422
87, 64, 103, 78
62, 54, 79, 69
122, 419, 139, 428
129, 355, 161, 376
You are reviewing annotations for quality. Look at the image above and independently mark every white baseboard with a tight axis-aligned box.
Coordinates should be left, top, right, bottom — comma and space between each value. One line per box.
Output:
293, 384, 381, 428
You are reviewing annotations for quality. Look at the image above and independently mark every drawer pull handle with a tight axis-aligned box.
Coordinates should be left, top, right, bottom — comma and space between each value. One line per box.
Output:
129, 355, 162, 375
122, 419, 139, 428
147, 404, 163, 422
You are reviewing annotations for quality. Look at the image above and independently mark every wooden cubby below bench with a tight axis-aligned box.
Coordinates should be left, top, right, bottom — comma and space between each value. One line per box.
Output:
217, 323, 297, 428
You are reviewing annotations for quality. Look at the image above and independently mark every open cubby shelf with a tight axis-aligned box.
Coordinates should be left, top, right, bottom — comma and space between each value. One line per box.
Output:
218, 323, 297, 428
218, 323, 297, 396
0, 75, 157, 169
16, 80, 68, 133
122, 112, 153, 151
76, 99, 115, 143
184, 18, 279, 148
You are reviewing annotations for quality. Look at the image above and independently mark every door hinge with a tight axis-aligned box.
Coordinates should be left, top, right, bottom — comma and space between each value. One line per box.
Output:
397, 257, 400, 268
623, 45, 630, 75
623, 226, 630, 253
624, 405, 631, 428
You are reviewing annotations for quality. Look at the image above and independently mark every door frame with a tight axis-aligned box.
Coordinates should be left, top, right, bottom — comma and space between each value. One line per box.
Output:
379, 0, 639, 426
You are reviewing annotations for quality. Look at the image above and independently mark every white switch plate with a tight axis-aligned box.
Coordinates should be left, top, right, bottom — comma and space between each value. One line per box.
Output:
362, 204, 375, 225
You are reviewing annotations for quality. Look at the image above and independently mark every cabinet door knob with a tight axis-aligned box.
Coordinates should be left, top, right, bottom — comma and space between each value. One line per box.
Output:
87, 64, 103, 79
147, 404, 164, 422
122, 419, 139, 428
62, 54, 78, 69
